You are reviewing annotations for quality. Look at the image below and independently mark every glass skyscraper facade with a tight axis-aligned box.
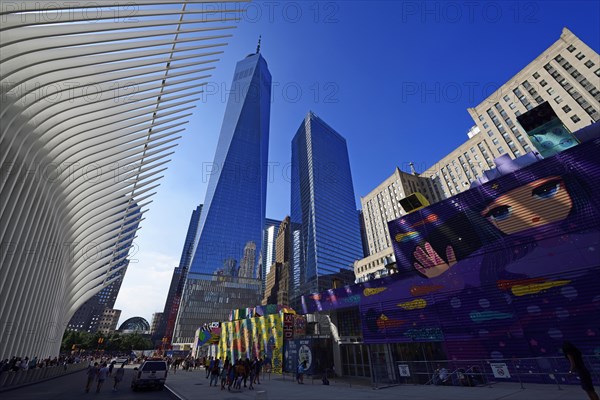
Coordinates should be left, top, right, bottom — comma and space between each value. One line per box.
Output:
260, 218, 281, 291
290, 112, 364, 307
173, 51, 271, 344
155, 204, 202, 345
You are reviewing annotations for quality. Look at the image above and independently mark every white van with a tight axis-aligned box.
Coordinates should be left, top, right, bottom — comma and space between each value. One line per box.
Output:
131, 359, 168, 391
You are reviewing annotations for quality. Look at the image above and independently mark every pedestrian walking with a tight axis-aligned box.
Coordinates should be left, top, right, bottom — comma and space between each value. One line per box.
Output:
296, 361, 306, 384
235, 360, 245, 390
96, 363, 109, 393
220, 361, 228, 390
84, 362, 99, 393
227, 364, 235, 391
209, 359, 220, 386
108, 361, 115, 376
112, 363, 125, 392
253, 357, 262, 384
205, 357, 212, 378
248, 362, 255, 390
563, 341, 599, 400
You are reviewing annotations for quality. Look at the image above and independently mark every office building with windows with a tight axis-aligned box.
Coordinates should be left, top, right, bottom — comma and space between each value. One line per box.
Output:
155, 205, 202, 345
97, 309, 121, 336
262, 217, 291, 305
173, 48, 272, 346
67, 205, 141, 333
290, 112, 364, 306
423, 27, 599, 197
149, 312, 163, 336
355, 166, 444, 282
259, 218, 281, 290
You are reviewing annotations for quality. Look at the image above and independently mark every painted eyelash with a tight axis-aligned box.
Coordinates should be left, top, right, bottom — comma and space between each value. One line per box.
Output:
531, 179, 562, 199
484, 205, 512, 220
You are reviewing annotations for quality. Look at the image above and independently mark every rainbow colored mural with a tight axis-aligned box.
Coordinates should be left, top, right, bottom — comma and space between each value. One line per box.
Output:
302, 137, 600, 360
217, 313, 284, 373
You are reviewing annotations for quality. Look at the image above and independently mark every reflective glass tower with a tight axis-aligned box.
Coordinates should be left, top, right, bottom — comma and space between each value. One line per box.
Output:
174, 48, 271, 344
155, 204, 202, 345
290, 112, 364, 308
260, 218, 281, 291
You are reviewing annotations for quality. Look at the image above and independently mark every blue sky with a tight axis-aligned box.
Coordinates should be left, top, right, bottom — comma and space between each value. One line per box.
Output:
114, 1, 600, 323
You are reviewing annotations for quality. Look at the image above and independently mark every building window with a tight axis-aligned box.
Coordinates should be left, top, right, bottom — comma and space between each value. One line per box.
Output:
492, 138, 499, 145
503, 95, 510, 102
562, 105, 572, 113
547, 88, 555, 95
533, 72, 540, 79
575, 52, 585, 60
478, 115, 485, 121
554, 96, 563, 104
487, 130, 493, 137
595, 68, 600, 77
515, 110, 521, 116
571, 115, 581, 123
585, 106, 597, 118
540, 80, 547, 87
514, 150, 521, 157
585, 60, 595, 68
509, 102, 516, 109
567, 45, 576, 53
497, 146, 505, 154
483, 122, 489, 129
554, 55, 564, 63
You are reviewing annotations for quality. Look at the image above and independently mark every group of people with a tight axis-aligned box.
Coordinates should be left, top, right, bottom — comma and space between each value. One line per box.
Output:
84, 361, 126, 393
204, 356, 264, 391
166, 355, 206, 373
0, 355, 82, 375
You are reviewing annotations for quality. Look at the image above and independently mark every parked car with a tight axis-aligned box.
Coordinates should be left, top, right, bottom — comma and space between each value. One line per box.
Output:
131, 359, 168, 391
111, 357, 129, 365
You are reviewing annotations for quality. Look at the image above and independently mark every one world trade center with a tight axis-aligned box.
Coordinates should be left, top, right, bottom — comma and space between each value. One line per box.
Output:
173, 45, 271, 345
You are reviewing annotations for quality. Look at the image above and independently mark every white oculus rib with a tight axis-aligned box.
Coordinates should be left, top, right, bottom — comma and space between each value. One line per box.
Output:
0, 0, 246, 359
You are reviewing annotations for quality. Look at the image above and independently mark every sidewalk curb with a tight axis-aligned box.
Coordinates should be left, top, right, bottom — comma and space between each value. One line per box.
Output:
165, 383, 186, 400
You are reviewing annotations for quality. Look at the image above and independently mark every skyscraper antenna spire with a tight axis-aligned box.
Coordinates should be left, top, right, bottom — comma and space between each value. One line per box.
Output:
409, 162, 418, 175
256, 35, 261, 54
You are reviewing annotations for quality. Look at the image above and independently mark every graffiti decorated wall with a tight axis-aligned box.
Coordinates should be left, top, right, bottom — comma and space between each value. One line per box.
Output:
217, 313, 284, 373
303, 138, 600, 361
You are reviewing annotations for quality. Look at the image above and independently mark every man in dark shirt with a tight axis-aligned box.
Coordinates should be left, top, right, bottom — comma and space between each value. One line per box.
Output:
563, 341, 599, 400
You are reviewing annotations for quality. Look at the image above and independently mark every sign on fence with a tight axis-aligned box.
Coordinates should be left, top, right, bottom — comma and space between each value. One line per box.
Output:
398, 364, 411, 377
490, 363, 511, 378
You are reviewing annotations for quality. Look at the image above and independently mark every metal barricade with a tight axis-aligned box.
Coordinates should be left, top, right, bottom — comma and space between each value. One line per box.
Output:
379, 355, 599, 390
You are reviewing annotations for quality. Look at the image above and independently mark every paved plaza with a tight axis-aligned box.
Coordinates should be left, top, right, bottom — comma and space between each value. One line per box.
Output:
165, 369, 586, 400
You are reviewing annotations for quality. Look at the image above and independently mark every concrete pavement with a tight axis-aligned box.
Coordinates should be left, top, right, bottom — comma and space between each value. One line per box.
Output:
5, 366, 171, 400
164, 369, 588, 400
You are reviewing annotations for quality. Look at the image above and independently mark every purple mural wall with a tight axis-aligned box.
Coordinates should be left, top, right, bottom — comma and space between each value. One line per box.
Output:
303, 138, 600, 362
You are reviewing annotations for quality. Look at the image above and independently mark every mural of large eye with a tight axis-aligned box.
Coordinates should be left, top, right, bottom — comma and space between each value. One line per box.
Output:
531, 180, 561, 199
485, 205, 512, 221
